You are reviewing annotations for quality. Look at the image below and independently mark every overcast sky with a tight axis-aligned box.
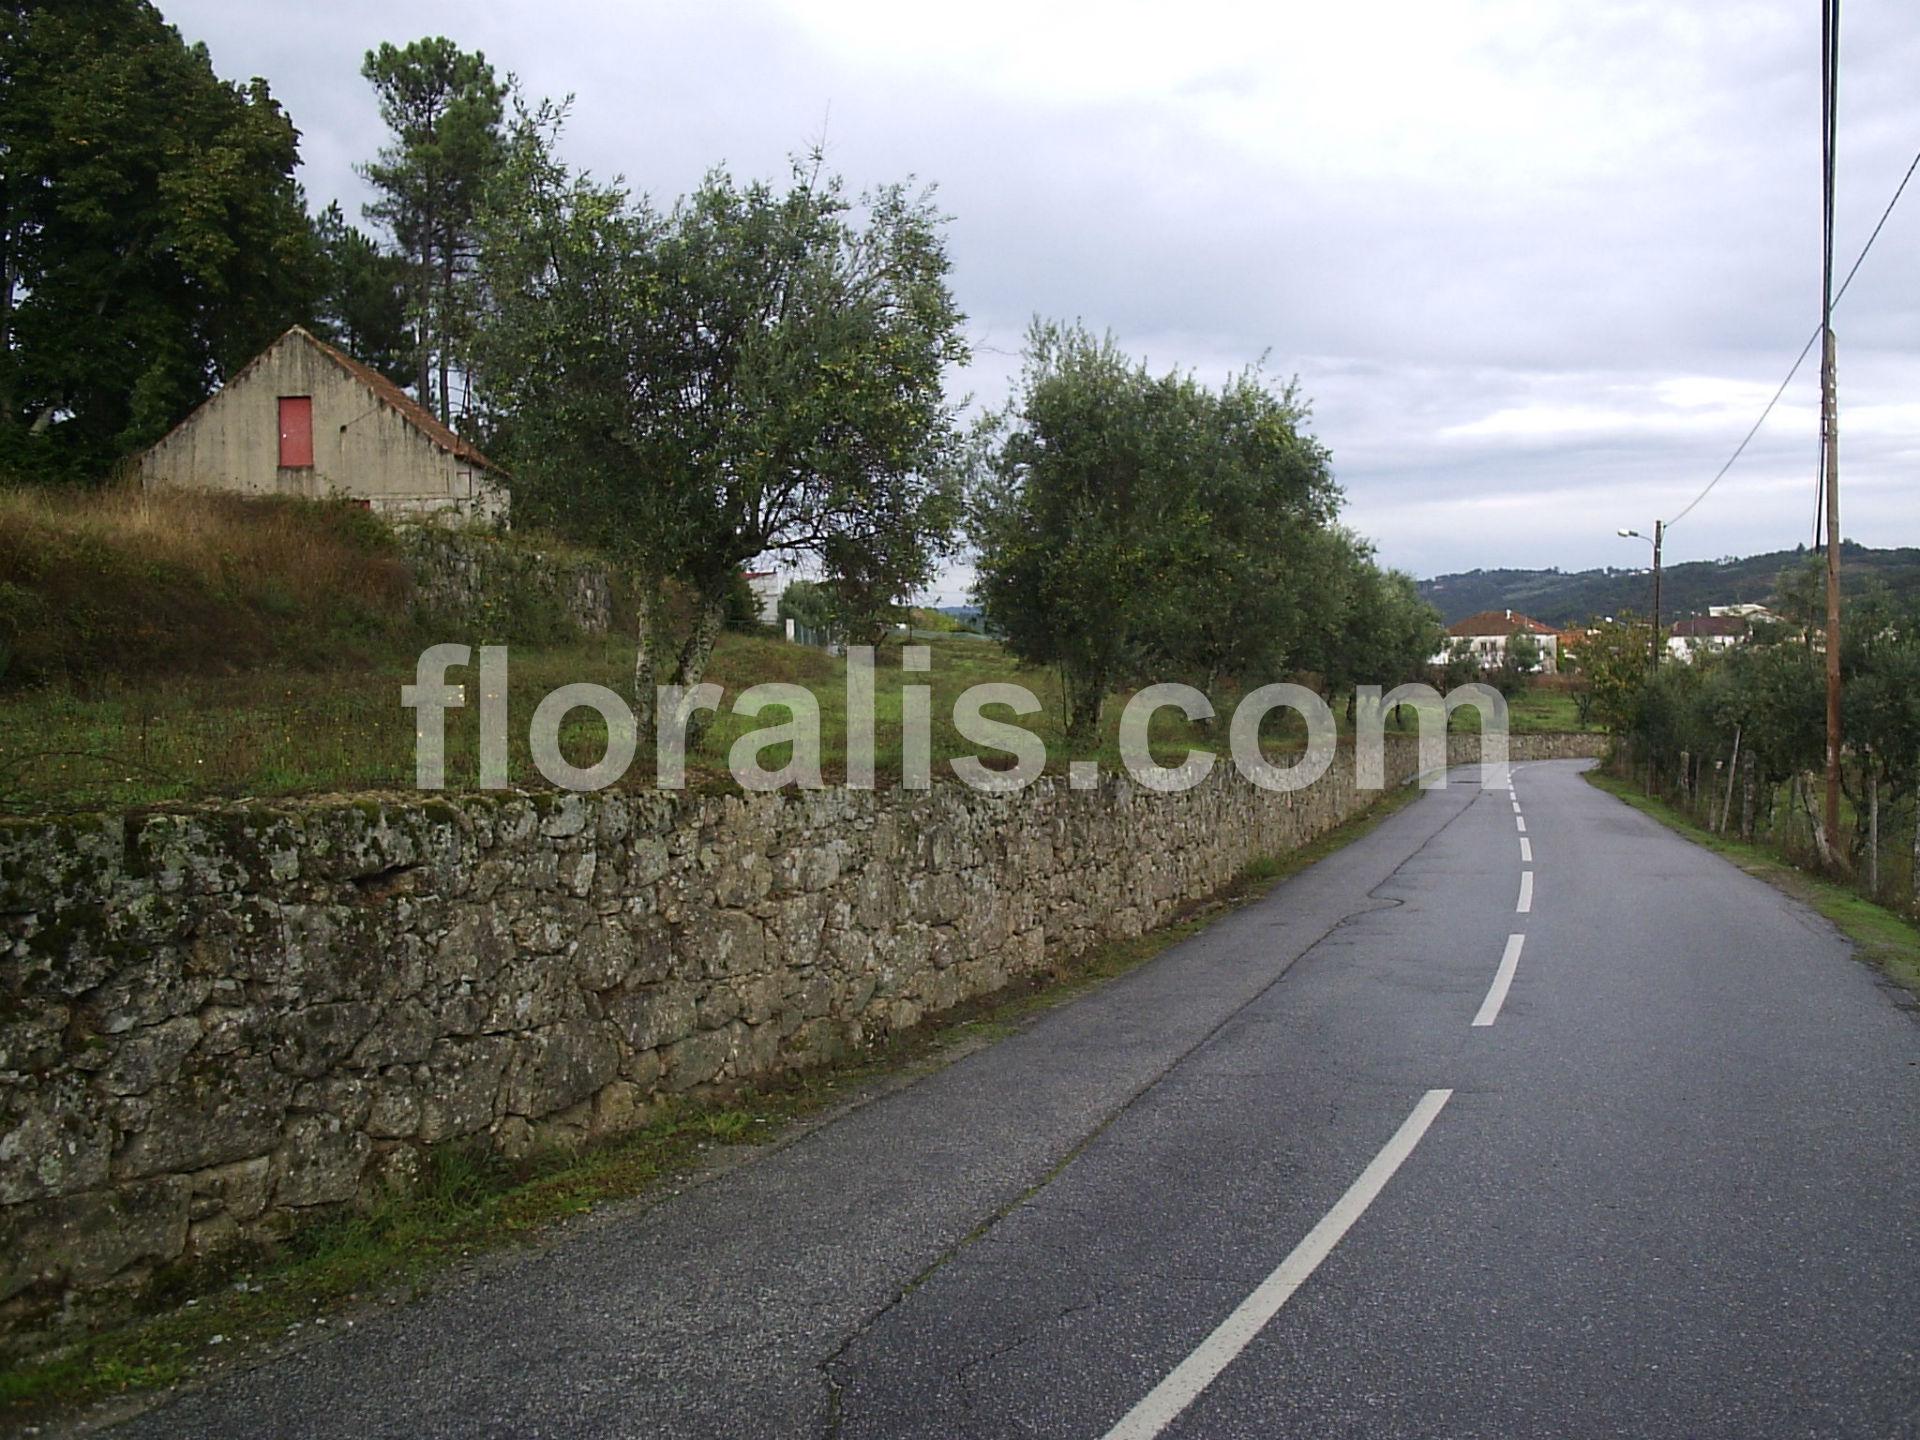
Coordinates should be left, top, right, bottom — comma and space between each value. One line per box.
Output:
167, 0, 1918, 599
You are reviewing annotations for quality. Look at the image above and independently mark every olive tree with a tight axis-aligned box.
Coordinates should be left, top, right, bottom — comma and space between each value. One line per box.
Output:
969, 323, 1345, 742
475, 112, 966, 737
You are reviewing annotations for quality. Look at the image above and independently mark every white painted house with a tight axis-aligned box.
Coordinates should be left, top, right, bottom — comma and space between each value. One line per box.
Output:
1443, 609, 1566, 673
136, 326, 508, 523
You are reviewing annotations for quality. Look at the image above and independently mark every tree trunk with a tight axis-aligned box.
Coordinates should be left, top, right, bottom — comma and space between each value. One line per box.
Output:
1062, 665, 1105, 746
1718, 727, 1741, 836
415, 254, 432, 409
437, 237, 454, 426
1740, 752, 1756, 843
0, 224, 14, 420
1866, 762, 1879, 897
1800, 772, 1836, 869
672, 591, 730, 750
631, 584, 659, 743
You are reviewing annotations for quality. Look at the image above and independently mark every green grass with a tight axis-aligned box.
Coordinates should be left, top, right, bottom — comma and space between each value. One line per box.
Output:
1585, 771, 1920, 999
0, 778, 1425, 1421
1505, 687, 1596, 733
1439, 684, 1599, 735
0, 628, 1456, 814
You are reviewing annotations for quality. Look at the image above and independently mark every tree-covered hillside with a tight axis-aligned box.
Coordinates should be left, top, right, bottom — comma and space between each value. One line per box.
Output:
1418, 543, 1920, 626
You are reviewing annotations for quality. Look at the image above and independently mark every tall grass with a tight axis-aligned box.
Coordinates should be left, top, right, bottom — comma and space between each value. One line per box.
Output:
0, 484, 416, 686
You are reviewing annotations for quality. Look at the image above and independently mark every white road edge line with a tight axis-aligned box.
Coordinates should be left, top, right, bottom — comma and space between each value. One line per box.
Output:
1517, 871, 1534, 914
1099, 1089, 1455, 1440
1520, 838, 1533, 863
1472, 934, 1526, 1027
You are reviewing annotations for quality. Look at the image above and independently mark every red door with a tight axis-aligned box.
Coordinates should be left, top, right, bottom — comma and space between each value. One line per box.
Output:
278, 396, 313, 468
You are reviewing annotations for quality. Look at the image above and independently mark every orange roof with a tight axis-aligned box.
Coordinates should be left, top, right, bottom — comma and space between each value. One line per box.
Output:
1445, 609, 1563, 638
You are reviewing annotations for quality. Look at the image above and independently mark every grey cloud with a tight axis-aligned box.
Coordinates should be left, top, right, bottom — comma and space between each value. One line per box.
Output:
164, 0, 1919, 579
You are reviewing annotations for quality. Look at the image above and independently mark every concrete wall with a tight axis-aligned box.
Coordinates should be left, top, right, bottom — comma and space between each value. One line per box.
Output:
137, 332, 507, 523
0, 733, 1605, 1324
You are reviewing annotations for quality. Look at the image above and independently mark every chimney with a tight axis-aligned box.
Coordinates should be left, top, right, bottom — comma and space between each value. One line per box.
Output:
1504, 608, 1511, 620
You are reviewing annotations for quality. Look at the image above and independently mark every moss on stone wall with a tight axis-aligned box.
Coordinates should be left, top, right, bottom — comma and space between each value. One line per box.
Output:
0, 732, 1606, 1324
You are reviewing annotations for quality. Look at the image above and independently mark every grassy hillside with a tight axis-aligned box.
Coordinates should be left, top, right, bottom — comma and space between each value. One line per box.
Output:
0, 486, 423, 686
0, 488, 1596, 813
1418, 542, 1920, 626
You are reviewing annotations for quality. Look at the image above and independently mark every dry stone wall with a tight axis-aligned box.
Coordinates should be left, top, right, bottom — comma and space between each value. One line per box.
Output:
398, 526, 619, 637
0, 732, 1604, 1322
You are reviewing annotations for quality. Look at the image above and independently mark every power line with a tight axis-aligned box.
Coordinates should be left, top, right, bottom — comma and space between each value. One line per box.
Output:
1665, 140, 1919, 530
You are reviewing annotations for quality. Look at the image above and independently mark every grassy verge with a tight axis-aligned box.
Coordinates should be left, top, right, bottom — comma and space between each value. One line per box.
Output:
0, 779, 1426, 1422
1585, 771, 1920, 999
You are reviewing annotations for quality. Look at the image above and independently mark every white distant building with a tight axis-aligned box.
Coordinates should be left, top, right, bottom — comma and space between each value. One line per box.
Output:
744, 570, 784, 626
1668, 613, 1750, 661
1441, 609, 1566, 673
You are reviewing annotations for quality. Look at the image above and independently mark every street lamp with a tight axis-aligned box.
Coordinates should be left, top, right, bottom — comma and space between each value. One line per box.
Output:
1617, 521, 1664, 669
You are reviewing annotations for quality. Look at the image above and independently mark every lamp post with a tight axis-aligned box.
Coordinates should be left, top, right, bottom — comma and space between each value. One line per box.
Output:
1617, 522, 1663, 669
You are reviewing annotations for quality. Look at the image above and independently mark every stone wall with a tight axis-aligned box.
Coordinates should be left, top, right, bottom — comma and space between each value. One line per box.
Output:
0, 733, 1605, 1323
399, 526, 619, 638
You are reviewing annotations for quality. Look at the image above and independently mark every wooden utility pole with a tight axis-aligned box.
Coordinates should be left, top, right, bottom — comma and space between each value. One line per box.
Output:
1651, 519, 1664, 670
1820, 0, 1843, 850
1822, 329, 1841, 845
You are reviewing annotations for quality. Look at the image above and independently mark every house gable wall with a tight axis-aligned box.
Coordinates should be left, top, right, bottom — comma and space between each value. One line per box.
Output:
137, 334, 505, 523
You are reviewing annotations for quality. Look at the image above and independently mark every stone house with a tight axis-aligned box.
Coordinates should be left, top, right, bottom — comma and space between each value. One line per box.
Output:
136, 326, 508, 523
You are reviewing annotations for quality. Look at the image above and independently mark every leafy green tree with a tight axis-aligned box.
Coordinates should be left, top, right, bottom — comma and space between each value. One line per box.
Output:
1316, 538, 1445, 716
1353, 563, 1446, 715
778, 580, 839, 637
1506, 629, 1542, 673
721, 568, 764, 633
1772, 555, 1827, 646
359, 37, 507, 424
1141, 370, 1343, 700
0, 0, 317, 478
968, 323, 1187, 742
474, 114, 966, 738
309, 202, 412, 383
1570, 616, 1653, 733
1491, 628, 1542, 697
1439, 636, 1481, 692
972, 325, 1370, 741
1836, 584, 1920, 878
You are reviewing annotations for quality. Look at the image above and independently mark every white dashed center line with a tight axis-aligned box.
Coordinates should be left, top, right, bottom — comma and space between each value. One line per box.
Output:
1473, 933, 1526, 1027
1520, 837, 1533, 863
1517, 871, 1534, 913
1100, 1090, 1455, 1440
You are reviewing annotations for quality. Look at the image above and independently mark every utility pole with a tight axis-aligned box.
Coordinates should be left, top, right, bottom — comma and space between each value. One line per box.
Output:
1651, 519, 1664, 671
1616, 525, 1663, 668
1820, 0, 1843, 849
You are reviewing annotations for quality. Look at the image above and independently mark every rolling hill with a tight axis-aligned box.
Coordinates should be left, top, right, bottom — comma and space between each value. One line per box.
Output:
1417, 543, 1920, 627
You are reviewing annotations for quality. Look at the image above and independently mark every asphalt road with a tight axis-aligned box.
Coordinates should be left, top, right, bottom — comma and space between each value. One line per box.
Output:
96, 760, 1920, 1439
